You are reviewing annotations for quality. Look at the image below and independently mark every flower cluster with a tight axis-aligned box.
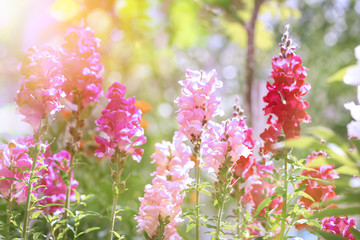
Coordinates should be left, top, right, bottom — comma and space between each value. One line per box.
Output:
241, 163, 282, 236
260, 37, 310, 154
61, 25, 103, 108
343, 46, 360, 139
16, 46, 65, 129
175, 69, 223, 142
37, 150, 78, 214
95, 82, 146, 162
298, 152, 338, 210
0, 136, 46, 204
201, 116, 254, 173
243, 163, 282, 215
322, 216, 356, 240
136, 132, 194, 239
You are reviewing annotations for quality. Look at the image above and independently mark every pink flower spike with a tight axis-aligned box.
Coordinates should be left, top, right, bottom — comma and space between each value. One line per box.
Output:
37, 150, 78, 214
61, 25, 103, 108
175, 69, 223, 142
0, 136, 47, 204
16, 46, 65, 130
95, 82, 146, 162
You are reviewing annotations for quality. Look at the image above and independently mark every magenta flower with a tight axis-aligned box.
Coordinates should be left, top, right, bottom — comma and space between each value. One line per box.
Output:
95, 82, 146, 162
136, 132, 193, 239
201, 117, 253, 173
37, 150, 78, 214
322, 217, 356, 239
16, 46, 65, 130
260, 40, 310, 154
61, 25, 103, 108
0, 136, 46, 204
175, 69, 223, 142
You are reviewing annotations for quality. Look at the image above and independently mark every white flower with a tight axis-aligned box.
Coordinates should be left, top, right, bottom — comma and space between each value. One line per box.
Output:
344, 46, 360, 85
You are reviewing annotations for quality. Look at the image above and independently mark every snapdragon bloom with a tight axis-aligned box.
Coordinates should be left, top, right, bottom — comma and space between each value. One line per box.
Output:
175, 69, 223, 142
37, 150, 78, 214
243, 163, 282, 216
61, 25, 103, 108
322, 216, 356, 240
16, 46, 65, 129
95, 82, 146, 162
136, 132, 193, 239
298, 152, 338, 210
0, 136, 46, 204
343, 46, 360, 138
260, 43, 310, 154
201, 117, 254, 173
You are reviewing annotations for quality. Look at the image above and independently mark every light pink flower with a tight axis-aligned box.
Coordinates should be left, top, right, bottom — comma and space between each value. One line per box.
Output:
136, 132, 193, 239
201, 117, 253, 173
16, 46, 65, 130
61, 25, 103, 108
95, 82, 146, 162
175, 69, 223, 142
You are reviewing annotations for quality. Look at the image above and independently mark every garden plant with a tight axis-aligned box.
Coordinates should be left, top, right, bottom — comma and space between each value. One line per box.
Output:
0, 0, 360, 240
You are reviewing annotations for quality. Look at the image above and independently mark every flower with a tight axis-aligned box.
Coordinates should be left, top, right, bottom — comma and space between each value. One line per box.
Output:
298, 152, 338, 210
201, 117, 253, 173
260, 37, 310, 154
242, 163, 282, 216
37, 150, 78, 214
343, 45, 360, 86
95, 82, 146, 162
175, 69, 223, 142
344, 49, 360, 139
16, 46, 65, 130
136, 132, 193, 239
61, 25, 103, 108
322, 216, 356, 240
0, 136, 46, 204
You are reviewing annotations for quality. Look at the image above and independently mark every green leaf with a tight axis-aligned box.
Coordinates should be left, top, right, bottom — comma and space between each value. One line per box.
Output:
254, 195, 276, 217
310, 207, 360, 219
350, 228, 360, 239
31, 210, 42, 219
296, 191, 315, 203
336, 165, 360, 175
186, 222, 195, 232
313, 228, 347, 240
84, 227, 100, 234
328, 65, 356, 83
113, 231, 124, 239
200, 188, 211, 196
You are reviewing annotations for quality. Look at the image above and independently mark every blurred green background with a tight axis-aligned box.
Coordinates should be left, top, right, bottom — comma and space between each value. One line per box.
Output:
0, 0, 359, 239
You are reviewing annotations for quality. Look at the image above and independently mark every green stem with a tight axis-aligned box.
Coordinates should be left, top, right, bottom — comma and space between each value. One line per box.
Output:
22, 144, 40, 240
215, 200, 225, 240
109, 154, 125, 240
279, 158, 288, 240
7, 186, 13, 233
63, 105, 83, 240
109, 195, 119, 240
236, 198, 242, 238
195, 160, 200, 240
64, 152, 75, 220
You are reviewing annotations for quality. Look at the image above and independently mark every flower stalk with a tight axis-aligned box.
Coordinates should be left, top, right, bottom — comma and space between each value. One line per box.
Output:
194, 143, 201, 240
213, 156, 232, 240
22, 142, 41, 240
109, 151, 126, 240
279, 158, 288, 240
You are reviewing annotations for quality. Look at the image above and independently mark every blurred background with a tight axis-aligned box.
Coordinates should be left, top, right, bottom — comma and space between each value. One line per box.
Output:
0, 0, 359, 239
